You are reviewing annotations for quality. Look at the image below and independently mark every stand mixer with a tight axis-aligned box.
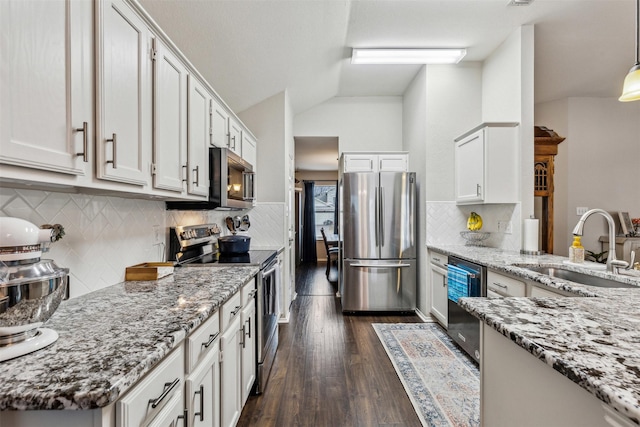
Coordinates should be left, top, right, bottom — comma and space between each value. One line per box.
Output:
0, 217, 68, 362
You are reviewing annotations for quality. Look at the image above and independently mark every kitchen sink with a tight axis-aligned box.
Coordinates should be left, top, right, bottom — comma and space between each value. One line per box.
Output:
522, 266, 637, 289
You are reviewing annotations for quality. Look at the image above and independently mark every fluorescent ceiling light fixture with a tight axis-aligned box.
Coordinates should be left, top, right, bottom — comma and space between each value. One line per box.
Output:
351, 48, 466, 65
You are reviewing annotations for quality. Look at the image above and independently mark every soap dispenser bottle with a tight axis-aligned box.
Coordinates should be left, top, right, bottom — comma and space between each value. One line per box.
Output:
569, 235, 585, 263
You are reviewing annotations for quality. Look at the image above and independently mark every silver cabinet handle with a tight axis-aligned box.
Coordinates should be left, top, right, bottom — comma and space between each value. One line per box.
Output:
193, 165, 199, 185
177, 409, 188, 427
149, 377, 180, 409
182, 164, 188, 182
231, 135, 236, 150
106, 133, 117, 169
75, 121, 88, 162
240, 324, 246, 348
226, 132, 231, 148
491, 282, 508, 290
476, 183, 481, 196
248, 289, 257, 298
231, 305, 241, 317
194, 385, 204, 422
202, 332, 219, 349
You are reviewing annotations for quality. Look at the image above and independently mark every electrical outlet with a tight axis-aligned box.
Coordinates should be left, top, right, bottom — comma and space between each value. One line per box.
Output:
576, 207, 589, 216
498, 221, 513, 234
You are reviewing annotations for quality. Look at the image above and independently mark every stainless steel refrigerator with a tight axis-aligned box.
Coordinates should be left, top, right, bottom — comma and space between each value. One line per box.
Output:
340, 171, 417, 312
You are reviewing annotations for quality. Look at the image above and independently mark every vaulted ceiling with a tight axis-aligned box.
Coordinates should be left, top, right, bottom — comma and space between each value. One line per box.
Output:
139, 0, 636, 172
140, 0, 636, 116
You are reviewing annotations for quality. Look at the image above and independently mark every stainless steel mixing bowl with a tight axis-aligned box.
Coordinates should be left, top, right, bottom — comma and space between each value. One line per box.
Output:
0, 259, 68, 345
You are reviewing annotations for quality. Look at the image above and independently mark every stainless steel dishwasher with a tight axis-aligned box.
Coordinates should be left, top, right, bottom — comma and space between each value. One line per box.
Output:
446, 256, 486, 363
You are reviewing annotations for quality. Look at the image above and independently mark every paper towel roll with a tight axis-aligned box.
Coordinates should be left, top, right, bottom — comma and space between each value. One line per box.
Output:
523, 218, 539, 252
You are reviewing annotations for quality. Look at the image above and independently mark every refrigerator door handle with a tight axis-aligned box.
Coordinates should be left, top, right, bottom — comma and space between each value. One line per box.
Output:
350, 263, 412, 268
379, 186, 385, 247
374, 189, 379, 247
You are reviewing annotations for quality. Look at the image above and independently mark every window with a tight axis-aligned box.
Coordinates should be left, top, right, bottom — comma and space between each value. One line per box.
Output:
314, 182, 337, 239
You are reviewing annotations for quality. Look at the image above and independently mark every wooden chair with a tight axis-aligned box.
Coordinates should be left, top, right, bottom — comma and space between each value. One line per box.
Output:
320, 227, 339, 281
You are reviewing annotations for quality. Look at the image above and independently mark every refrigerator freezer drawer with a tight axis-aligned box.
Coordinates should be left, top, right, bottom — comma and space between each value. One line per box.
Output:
342, 259, 416, 312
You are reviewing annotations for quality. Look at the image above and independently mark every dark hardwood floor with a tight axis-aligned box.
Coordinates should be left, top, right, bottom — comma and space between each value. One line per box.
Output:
238, 262, 423, 427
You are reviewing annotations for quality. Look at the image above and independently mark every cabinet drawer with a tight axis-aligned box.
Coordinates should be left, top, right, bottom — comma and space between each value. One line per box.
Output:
186, 311, 220, 373
487, 270, 526, 297
116, 346, 184, 427
241, 277, 257, 307
530, 285, 567, 298
429, 251, 447, 268
221, 291, 242, 331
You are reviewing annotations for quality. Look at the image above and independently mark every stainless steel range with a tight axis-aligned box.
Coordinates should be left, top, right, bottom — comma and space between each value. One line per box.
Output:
168, 223, 279, 394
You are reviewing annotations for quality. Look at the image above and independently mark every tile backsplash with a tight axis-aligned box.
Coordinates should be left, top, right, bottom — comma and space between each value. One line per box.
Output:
0, 187, 287, 298
426, 201, 522, 251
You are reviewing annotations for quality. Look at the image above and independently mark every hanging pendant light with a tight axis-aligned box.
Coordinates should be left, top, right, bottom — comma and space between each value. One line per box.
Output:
620, 0, 640, 101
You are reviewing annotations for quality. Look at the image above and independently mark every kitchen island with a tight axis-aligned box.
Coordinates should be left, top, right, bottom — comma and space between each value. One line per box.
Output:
0, 265, 258, 425
429, 245, 640, 426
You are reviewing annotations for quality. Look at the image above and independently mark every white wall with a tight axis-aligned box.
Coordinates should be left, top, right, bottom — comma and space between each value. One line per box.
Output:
240, 92, 287, 204
293, 96, 403, 152
482, 26, 535, 243
536, 97, 640, 256
425, 63, 483, 201
402, 67, 428, 314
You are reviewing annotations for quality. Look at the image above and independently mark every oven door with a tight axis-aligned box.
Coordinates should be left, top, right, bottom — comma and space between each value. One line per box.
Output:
257, 259, 278, 362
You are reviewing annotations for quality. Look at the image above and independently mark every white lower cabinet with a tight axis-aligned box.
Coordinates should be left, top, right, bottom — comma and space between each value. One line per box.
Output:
429, 250, 448, 327
186, 346, 220, 427
220, 314, 242, 427
240, 298, 256, 405
116, 346, 185, 427
147, 390, 186, 427
482, 325, 632, 426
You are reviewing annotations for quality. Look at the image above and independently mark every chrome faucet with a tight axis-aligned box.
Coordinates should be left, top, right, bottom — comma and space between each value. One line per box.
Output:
572, 209, 628, 274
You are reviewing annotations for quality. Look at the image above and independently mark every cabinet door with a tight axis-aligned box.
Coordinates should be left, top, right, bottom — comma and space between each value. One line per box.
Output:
0, 0, 92, 176
220, 315, 241, 427
146, 390, 185, 427
228, 119, 242, 156
211, 99, 229, 148
241, 132, 257, 167
153, 38, 188, 192
378, 154, 408, 172
96, 0, 150, 186
455, 129, 484, 203
187, 76, 211, 197
241, 298, 256, 405
186, 346, 220, 427
429, 264, 448, 327
343, 154, 376, 172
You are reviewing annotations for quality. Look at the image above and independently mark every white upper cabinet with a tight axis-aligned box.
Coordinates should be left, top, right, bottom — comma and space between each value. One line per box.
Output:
228, 118, 242, 157
211, 98, 230, 149
152, 37, 188, 193
187, 76, 212, 197
341, 153, 408, 173
241, 132, 257, 168
454, 123, 519, 205
96, 0, 151, 186
0, 0, 92, 176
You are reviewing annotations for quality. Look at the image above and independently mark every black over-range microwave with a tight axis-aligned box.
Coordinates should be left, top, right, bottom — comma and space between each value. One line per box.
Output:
166, 147, 255, 211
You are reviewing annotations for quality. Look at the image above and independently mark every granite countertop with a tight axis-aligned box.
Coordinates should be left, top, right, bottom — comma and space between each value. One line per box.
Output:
428, 244, 640, 423
0, 265, 259, 411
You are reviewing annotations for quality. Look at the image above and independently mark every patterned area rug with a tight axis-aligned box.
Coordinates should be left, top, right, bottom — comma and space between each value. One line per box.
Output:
373, 323, 480, 427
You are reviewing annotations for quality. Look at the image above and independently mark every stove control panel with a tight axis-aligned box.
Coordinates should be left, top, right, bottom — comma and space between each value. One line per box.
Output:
174, 223, 221, 248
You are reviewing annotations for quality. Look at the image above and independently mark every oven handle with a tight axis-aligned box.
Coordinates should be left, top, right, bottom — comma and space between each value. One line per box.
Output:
262, 264, 277, 277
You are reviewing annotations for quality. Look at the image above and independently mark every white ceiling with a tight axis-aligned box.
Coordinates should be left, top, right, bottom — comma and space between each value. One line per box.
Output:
139, 0, 637, 170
